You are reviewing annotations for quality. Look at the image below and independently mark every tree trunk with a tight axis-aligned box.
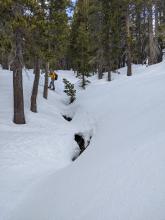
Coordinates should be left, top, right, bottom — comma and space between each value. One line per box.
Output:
98, 65, 103, 79
82, 73, 85, 89
43, 62, 49, 99
148, 2, 157, 65
13, 29, 26, 124
155, 1, 162, 62
136, 5, 143, 64
126, 6, 132, 76
107, 69, 111, 81
30, 57, 40, 113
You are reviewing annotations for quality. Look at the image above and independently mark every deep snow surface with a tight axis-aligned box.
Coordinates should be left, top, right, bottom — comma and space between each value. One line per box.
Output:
1, 62, 165, 220
0, 69, 79, 220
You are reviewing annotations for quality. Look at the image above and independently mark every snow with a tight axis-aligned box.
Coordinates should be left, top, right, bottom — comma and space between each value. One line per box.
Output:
1, 61, 165, 220
0, 69, 78, 220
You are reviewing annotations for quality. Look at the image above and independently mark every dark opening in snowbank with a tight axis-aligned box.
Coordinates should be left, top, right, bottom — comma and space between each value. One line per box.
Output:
72, 133, 92, 161
75, 134, 85, 152
62, 115, 72, 122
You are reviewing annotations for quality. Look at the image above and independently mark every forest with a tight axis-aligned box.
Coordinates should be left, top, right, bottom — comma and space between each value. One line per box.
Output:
0, 1, 165, 220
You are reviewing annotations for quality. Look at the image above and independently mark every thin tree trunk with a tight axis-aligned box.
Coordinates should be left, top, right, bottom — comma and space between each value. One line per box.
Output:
155, 1, 162, 62
30, 57, 40, 113
126, 6, 132, 76
107, 70, 111, 81
82, 73, 85, 89
98, 65, 103, 79
43, 62, 49, 99
148, 2, 157, 65
13, 29, 26, 124
148, 5, 153, 65
107, 68, 111, 81
155, 1, 158, 40
136, 6, 143, 64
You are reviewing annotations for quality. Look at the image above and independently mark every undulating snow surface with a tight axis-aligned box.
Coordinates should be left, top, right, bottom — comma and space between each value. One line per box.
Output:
0, 62, 165, 220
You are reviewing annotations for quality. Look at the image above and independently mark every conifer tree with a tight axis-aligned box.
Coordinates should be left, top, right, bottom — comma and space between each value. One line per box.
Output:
70, 0, 90, 88
101, 0, 113, 81
63, 78, 76, 103
88, 0, 103, 78
2, 1, 35, 124
29, 1, 46, 112
42, 0, 70, 98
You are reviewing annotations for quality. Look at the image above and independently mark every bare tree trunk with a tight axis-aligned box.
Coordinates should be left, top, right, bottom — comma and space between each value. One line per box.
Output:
107, 69, 111, 81
98, 65, 103, 79
136, 5, 143, 64
155, 1, 162, 62
30, 57, 40, 113
43, 62, 49, 99
148, 2, 157, 65
82, 73, 85, 89
148, 3, 153, 65
13, 28, 26, 124
126, 6, 132, 76
155, 1, 158, 39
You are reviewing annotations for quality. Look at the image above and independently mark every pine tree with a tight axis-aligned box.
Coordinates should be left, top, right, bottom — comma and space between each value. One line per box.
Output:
42, 0, 70, 98
63, 78, 76, 103
101, 0, 113, 81
29, 1, 46, 112
9, 1, 27, 124
101, 0, 123, 80
88, 0, 104, 78
69, 0, 90, 88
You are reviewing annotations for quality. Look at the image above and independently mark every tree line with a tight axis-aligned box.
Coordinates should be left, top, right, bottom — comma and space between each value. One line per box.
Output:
69, 0, 165, 87
0, 0, 165, 124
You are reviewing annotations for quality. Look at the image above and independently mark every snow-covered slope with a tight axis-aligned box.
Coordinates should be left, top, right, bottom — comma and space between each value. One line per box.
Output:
0, 69, 79, 220
1, 61, 165, 220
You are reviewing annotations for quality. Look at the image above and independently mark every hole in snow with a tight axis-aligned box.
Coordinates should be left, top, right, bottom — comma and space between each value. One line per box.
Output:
75, 134, 85, 152
62, 115, 72, 122
72, 133, 92, 161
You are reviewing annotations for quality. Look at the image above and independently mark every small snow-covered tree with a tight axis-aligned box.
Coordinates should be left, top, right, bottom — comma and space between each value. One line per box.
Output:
63, 78, 76, 104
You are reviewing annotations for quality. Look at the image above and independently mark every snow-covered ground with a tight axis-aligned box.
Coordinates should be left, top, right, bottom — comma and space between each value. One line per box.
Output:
0, 62, 165, 220
0, 69, 79, 220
